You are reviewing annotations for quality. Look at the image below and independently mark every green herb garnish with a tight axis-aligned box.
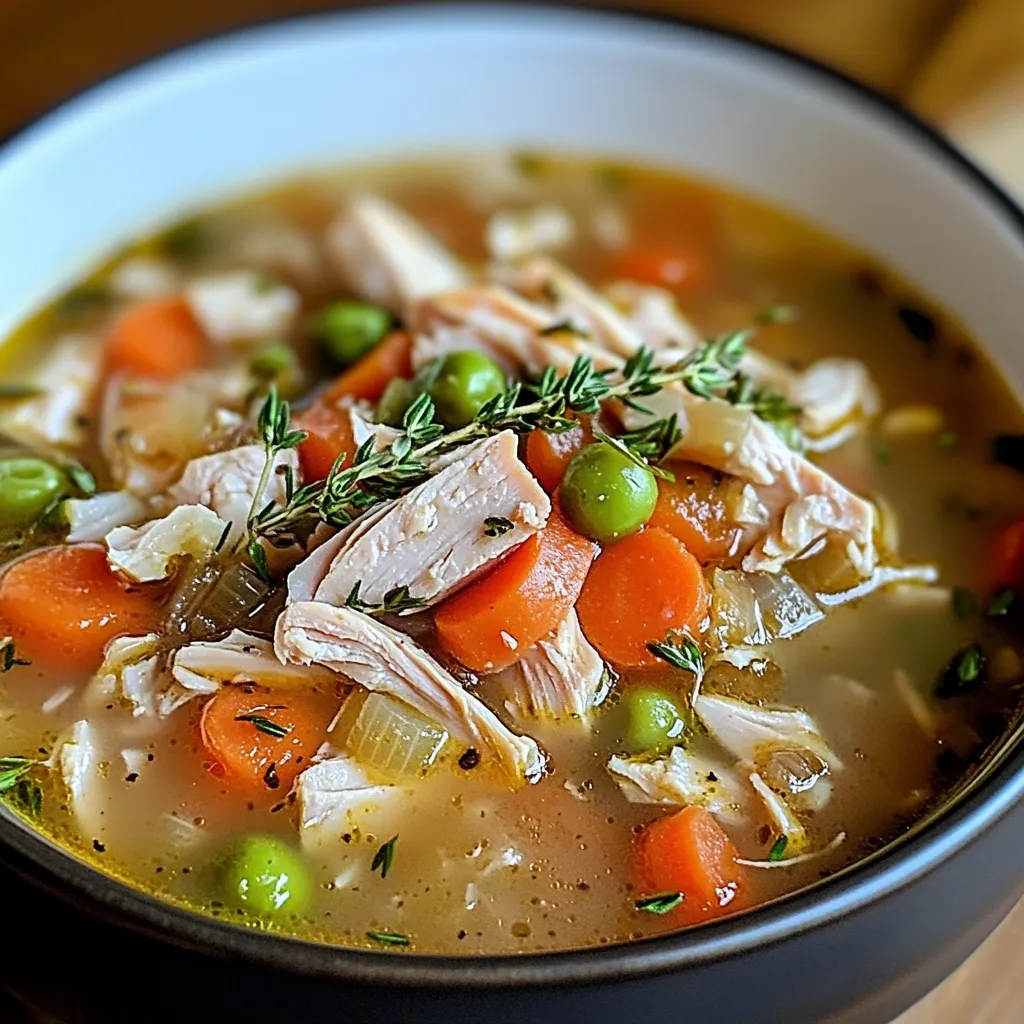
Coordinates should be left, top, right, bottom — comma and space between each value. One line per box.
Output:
345, 582, 427, 617
986, 588, 1015, 618
161, 218, 205, 260
65, 461, 97, 497
371, 836, 398, 879
483, 516, 515, 538
938, 432, 959, 451
951, 586, 978, 620
0, 757, 40, 792
366, 929, 410, 947
756, 305, 799, 325
0, 384, 44, 400
538, 319, 589, 338
604, 415, 682, 467
57, 284, 110, 316
875, 442, 892, 465
233, 714, 291, 739
769, 836, 789, 862
635, 893, 684, 915
593, 428, 675, 482
647, 635, 703, 677
214, 520, 233, 555
935, 644, 987, 698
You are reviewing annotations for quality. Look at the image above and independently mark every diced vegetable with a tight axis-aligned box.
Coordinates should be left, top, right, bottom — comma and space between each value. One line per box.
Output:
342, 692, 449, 780
166, 558, 273, 641
634, 806, 745, 926
990, 518, 1024, 592
105, 298, 208, 378
787, 538, 866, 596
294, 400, 356, 483
63, 491, 148, 543
199, 684, 337, 792
706, 568, 822, 650
525, 420, 590, 493
647, 462, 744, 565
315, 301, 392, 367
322, 330, 413, 404
576, 528, 710, 667
560, 442, 658, 543
0, 545, 162, 670
612, 242, 712, 291
624, 687, 686, 755
221, 835, 311, 916
0, 458, 66, 523
426, 350, 506, 430
434, 503, 595, 672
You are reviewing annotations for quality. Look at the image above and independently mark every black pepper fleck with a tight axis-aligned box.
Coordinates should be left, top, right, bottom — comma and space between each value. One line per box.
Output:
263, 762, 281, 790
92, 840, 105, 853
897, 304, 937, 346
459, 747, 480, 771
125, 772, 139, 783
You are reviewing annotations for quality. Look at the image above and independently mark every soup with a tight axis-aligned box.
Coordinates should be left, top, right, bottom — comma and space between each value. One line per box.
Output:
0, 154, 1022, 955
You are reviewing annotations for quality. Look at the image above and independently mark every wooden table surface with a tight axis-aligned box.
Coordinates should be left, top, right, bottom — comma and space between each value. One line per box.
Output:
0, 3, 1020, 1021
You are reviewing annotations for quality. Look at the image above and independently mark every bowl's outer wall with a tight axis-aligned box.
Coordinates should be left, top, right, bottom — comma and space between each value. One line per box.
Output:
2, 795, 1023, 1024
2, 6, 1024, 1023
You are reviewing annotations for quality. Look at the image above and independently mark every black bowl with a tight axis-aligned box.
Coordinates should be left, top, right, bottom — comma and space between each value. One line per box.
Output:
2, 6, 1024, 1022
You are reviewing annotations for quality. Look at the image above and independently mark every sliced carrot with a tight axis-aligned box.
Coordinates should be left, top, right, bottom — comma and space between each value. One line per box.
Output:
648, 462, 744, 566
990, 518, 1024, 593
105, 297, 207, 379
200, 684, 339, 793
294, 400, 357, 483
322, 330, 412, 404
0, 545, 162, 671
576, 527, 710, 667
635, 806, 746, 927
611, 242, 713, 292
526, 425, 586, 493
434, 503, 596, 672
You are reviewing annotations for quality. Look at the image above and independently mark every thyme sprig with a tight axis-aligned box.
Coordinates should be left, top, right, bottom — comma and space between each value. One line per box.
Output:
345, 582, 427, 617
253, 333, 754, 542
647, 635, 704, 677
0, 756, 41, 792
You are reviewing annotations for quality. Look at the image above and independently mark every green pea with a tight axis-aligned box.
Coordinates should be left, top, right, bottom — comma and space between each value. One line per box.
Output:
560, 442, 657, 542
427, 350, 506, 430
624, 687, 686, 754
314, 301, 391, 366
221, 835, 311, 917
0, 458, 66, 523
377, 377, 417, 427
250, 342, 297, 380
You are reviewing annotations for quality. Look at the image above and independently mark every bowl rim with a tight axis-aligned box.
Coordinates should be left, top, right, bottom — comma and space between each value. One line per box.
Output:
2, 0, 1024, 988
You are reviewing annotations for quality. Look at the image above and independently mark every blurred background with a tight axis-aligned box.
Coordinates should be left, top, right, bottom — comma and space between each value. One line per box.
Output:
4, 0, 1024, 199
1, 2, 1023, 1022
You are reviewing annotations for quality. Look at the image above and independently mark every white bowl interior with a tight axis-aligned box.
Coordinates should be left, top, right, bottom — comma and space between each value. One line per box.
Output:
1, 3, 1022, 387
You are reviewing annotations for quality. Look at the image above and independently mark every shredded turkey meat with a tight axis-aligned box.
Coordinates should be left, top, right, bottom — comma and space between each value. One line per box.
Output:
276, 602, 545, 786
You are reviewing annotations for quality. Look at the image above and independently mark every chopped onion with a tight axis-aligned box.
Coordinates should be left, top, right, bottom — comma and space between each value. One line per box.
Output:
342, 692, 449, 780
708, 568, 821, 650
64, 491, 149, 543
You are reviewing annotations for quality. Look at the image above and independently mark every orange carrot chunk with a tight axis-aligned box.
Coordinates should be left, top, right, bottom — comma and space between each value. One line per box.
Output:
576, 527, 710, 668
200, 685, 338, 793
322, 330, 412, 404
612, 243, 712, 292
635, 806, 747, 927
0, 545, 162, 671
105, 297, 208, 379
434, 503, 596, 672
648, 462, 743, 566
990, 518, 1024, 593
294, 400, 357, 483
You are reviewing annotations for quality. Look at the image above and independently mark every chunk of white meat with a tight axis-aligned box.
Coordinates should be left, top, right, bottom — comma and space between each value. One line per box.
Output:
749, 770, 810, 855
605, 281, 701, 350
109, 257, 180, 299
608, 746, 749, 826
326, 194, 467, 315
503, 611, 606, 723
105, 504, 227, 582
185, 270, 299, 344
167, 444, 298, 546
235, 222, 325, 288
64, 491, 149, 543
170, 629, 338, 692
0, 335, 99, 449
276, 603, 545, 786
792, 358, 880, 447
494, 255, 644, 357
693, 694, 843, 772
304, 431, 549, 608
486, 204, 575, 261
629, 390, 876, 573
50, 720, 101, 832
297, 757, 412, 871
